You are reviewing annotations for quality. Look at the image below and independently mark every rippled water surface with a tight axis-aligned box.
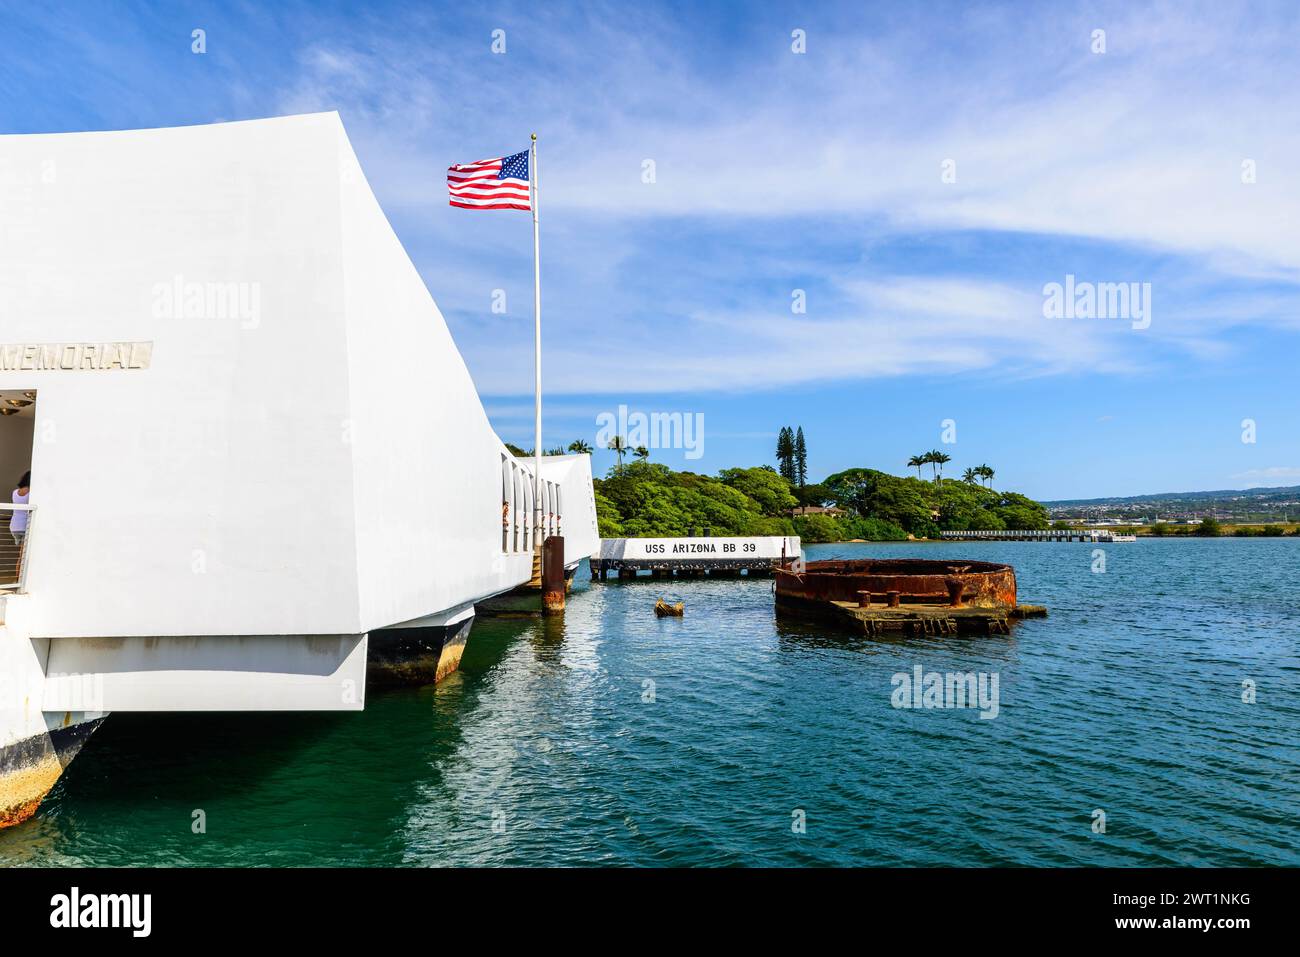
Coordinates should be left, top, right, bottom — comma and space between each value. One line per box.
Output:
4, 539, 1298, 866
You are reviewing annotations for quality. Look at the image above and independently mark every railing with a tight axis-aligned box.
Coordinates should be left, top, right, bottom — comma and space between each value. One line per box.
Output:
500, 458, 561, 555
0, 505, 34, 592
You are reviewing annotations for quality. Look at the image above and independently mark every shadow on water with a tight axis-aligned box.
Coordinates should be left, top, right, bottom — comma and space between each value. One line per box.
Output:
466, 606, 567, 662
1, 610, 544, 866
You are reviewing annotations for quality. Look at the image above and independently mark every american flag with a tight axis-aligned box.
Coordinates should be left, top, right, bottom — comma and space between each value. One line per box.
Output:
447, 149, 531, 211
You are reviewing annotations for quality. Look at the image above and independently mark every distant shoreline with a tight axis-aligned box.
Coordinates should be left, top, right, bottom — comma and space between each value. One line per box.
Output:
814, 521, 1300, 544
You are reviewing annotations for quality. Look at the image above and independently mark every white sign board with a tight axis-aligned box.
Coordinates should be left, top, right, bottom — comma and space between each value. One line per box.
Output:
596, 536, 800, 561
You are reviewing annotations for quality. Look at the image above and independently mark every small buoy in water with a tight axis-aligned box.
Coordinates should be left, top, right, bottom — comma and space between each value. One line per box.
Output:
654, 598, 684, 617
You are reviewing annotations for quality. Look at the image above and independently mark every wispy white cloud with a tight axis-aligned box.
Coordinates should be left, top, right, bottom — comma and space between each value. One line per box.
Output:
1230, 466, 1300, 486
458, 272, 1157, 395
275, 4, 1300, 271
262, 1, 1300, 396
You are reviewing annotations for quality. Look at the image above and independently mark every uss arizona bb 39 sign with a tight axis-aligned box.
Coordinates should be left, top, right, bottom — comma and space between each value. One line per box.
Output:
596, 536, 801, 561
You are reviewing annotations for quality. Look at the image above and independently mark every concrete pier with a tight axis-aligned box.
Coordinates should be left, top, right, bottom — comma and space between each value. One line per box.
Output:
939, 529, 1135, 542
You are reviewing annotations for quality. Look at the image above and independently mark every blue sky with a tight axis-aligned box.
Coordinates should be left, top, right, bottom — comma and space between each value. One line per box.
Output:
2, 0, 1297, 498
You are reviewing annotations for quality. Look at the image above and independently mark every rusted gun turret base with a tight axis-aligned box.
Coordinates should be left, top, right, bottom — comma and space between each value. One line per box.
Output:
774, 558, 1045, 638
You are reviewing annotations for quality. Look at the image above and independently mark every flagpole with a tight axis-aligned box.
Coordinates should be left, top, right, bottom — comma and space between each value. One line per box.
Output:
530, 133, 542, 560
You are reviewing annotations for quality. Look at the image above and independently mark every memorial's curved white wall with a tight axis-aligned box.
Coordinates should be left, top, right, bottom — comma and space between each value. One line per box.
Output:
0, 113, 596, 641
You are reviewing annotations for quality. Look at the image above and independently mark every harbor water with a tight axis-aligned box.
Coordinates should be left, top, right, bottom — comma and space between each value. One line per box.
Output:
2, 539, 1297, 866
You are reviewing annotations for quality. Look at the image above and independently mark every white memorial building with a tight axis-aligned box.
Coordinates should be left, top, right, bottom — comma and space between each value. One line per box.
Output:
0, 113, 598, 826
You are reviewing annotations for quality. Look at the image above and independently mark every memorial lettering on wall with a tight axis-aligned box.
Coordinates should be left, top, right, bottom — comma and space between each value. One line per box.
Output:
0, 342, 153, 371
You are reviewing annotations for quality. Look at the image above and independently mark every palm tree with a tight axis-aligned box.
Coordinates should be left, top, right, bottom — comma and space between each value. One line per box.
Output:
568, 439, 593, 455
633, 445, 649, 462
907, 454, 925, 479
608, 435, 628, 472
794, 427, 808, 487
930, 450, 951, 483
977, 464, 995, 488
963, 467, 978, 484
776, 427, 795, 482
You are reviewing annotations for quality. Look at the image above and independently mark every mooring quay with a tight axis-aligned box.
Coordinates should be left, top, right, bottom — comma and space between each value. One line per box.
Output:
939, 529, 1135, 542
590, 536, 800, 578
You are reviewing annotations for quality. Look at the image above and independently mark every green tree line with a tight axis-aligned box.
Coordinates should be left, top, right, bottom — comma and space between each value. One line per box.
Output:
592, 461, 1050, 542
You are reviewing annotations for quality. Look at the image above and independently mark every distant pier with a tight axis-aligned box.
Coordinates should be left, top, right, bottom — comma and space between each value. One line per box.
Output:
590, 536, 800, 579
939, 529, 1135, 543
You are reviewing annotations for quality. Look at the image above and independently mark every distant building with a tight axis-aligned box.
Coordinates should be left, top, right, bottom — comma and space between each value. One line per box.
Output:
792, 505, 845, 517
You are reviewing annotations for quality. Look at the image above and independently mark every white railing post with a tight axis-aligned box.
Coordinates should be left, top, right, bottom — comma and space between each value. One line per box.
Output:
17, 506, 33, 593
1, 504, 35, 593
